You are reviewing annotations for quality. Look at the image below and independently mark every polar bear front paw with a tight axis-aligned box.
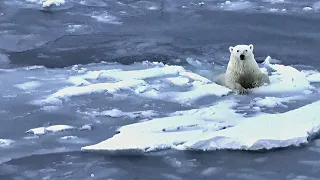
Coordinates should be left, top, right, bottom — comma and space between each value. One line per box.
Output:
252, 81, 261, 88
235, 87, 248, 95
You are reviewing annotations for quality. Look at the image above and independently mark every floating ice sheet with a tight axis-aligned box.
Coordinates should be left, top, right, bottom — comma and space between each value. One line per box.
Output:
81, 57, 320, 153
26, 125, 76, 135
81, 100, 320, 153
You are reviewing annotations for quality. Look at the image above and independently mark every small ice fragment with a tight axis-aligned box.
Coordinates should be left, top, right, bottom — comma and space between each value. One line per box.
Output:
14, 81, 41, 90
26, 125, 75, 135
26, 127, 46, 135
303, 7, 313, 11
166, 77, 190, 86
148, 6, 159, 10
306, 73, 320, 82
42, 0, 65, 7
270, 8, 279, 12
99, 109, 123, 118
253, 96, 300, 108
41, 106, 60, 112
80, 124, 92, 131
302, 7, 313, 11
68, 77, 91, 86
0, 139, 14, 147
45, 125, 75, 133
60, 136, 78, 140
179, 71, 211, 83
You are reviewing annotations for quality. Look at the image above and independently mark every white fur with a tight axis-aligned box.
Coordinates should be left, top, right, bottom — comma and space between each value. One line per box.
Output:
216, 44, 270, 94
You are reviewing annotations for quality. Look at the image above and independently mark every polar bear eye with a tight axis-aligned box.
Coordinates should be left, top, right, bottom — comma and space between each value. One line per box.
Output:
237, 50, 239, 52
245, 50, 248, 52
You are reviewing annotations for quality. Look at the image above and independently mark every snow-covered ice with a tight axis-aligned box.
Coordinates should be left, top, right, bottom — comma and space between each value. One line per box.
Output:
166, 77, 190, 86
92, 109, 158, 119
16, 55, 318, 153
303, 7, 313, 11
67, 76, 91, 86
79, 124, 93, 131
60, 136, 78, 140
26, 0, 65, 7
36, 65, 231, 106
80, 100, 242, 152
306, 73, 320, 83
81, 99, 320, 152
42, 0, 65, 7
90, 65, 185, 80
80, 56, 320, 153
37, 57, 315, 107
58, 136, 90, 144
252, 95, 303, 108
43, 79, 145, 104
14, 81, 41, 91
0, 139, 14, 148
221, 1, 254, 11
40, 105, 61, 112
26, 125, 76, 135
251, 56, 315, 95
139, 83, 231, 105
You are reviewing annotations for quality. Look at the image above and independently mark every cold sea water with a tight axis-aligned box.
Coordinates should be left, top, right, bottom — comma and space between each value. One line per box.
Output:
1, 0, 320, 180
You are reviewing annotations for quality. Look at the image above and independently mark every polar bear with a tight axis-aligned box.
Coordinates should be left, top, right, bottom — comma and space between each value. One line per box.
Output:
215, 44, 270, 94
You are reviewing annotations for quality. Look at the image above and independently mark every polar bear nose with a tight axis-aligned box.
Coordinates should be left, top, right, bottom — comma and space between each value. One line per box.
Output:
240, 54, 245, 60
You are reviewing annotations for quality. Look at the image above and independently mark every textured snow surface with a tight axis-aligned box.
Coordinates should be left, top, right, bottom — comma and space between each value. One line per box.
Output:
82, 100, 320, 152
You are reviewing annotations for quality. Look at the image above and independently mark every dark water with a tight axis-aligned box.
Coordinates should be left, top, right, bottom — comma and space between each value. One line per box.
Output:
1, 0, 320, 179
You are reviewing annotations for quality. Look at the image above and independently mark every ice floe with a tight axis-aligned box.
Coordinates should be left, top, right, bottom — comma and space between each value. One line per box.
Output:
26, 0, 65, 7
80, 56, 320, 153
26, 124, 93, 136
46, 79, 145, 101
80, 100, 241, 152
0, 139, 14, 148
81, 99, 320, 153
18, 55, 319, 153
36, 65, 231, 106
139, 83, 231, 105
26, 125, 76, 135
166, 77, 190, 86
252, 95, 303, 108
221, 1, 254, 11
91, 109, 158, 119
306, 73, 320, 83
79, 124, 93, 131
58, 136, 90, 144
303, 7, 313, 11
14, 81, 41, 91
250, 56, 315, 95
42, 0, 65, 7
60, 135, 78, 140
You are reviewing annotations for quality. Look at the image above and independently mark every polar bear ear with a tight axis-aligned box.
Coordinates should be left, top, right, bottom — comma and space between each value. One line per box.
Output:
249, 44, 254, 50
229, 46, 234, 53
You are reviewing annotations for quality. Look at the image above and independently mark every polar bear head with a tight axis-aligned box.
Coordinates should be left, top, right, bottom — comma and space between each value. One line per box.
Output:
229, 44, 254, 61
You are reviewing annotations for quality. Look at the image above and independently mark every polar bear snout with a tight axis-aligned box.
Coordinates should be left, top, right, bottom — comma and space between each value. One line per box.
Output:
240, 54, 245, 60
